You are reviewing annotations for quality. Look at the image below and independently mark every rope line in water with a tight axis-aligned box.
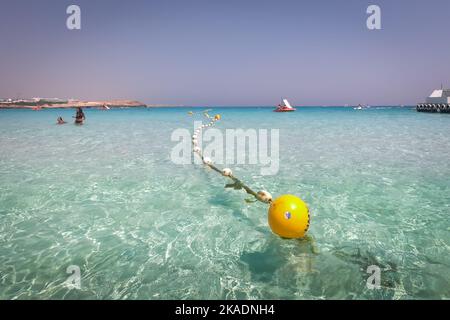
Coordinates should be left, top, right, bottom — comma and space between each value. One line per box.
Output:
191, 111, 272, 205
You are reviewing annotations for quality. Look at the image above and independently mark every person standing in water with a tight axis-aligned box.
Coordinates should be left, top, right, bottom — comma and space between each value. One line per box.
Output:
73, 107, 85, 125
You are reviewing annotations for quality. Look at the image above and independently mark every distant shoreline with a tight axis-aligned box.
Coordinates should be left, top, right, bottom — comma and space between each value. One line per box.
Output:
0, 100, 148, 109
0, 103, 414, 109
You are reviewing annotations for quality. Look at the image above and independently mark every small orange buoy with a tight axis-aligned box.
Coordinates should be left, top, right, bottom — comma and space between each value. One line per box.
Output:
268, 194, 310, 239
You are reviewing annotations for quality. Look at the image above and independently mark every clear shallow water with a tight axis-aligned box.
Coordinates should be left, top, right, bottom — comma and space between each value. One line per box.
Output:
0, 107, 449, 300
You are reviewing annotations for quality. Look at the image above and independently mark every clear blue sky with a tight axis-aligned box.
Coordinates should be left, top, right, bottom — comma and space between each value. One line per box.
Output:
1, 0, 449, 106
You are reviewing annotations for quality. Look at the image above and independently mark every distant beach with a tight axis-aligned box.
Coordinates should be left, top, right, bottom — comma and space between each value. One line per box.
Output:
0, 99, 147, 109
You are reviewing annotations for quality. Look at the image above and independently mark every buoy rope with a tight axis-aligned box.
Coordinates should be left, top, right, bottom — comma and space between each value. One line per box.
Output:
191, 111, 272, 204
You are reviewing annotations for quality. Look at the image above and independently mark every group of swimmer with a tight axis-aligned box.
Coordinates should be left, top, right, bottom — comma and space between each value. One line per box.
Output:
57, 107, 85, 125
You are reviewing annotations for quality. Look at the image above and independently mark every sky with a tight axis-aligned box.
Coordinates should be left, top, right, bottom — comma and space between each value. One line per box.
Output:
0, 0, 449, 106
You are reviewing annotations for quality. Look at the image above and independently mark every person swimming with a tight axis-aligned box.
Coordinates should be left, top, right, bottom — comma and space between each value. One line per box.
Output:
57, 116, 67, 124
73, 107, 85, 125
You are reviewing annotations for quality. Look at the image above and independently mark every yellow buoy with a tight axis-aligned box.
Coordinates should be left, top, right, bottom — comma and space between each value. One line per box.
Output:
214, 114, 221, 121
268, 194, 310, 239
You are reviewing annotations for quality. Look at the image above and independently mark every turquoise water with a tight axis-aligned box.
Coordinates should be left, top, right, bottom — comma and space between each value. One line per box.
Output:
0, 107, 449, 299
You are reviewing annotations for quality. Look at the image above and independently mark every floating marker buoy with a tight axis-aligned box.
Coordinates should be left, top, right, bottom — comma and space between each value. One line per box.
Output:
257, 190, 272, 203
203, 157, 212, 165
268, 194, 310, 239
222, 168, 232, 177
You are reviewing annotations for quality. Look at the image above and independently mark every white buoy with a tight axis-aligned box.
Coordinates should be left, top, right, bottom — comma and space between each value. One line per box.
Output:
222, 168, 233, 177
203, 157, 212, 165
192, 139, 198, 145
257, 190, 272, 203
193, 146, 201, 153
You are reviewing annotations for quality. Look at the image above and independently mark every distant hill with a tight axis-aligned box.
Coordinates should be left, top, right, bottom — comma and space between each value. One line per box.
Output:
0, 100, 147, 109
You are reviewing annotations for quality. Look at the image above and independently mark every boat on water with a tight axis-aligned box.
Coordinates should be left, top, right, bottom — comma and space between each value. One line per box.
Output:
274, 98, 296, 112
353, 104, 370, 110
101, 104, 110, 110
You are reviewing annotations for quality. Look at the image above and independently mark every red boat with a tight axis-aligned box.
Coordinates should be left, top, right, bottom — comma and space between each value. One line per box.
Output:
274, 98, 296, 112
